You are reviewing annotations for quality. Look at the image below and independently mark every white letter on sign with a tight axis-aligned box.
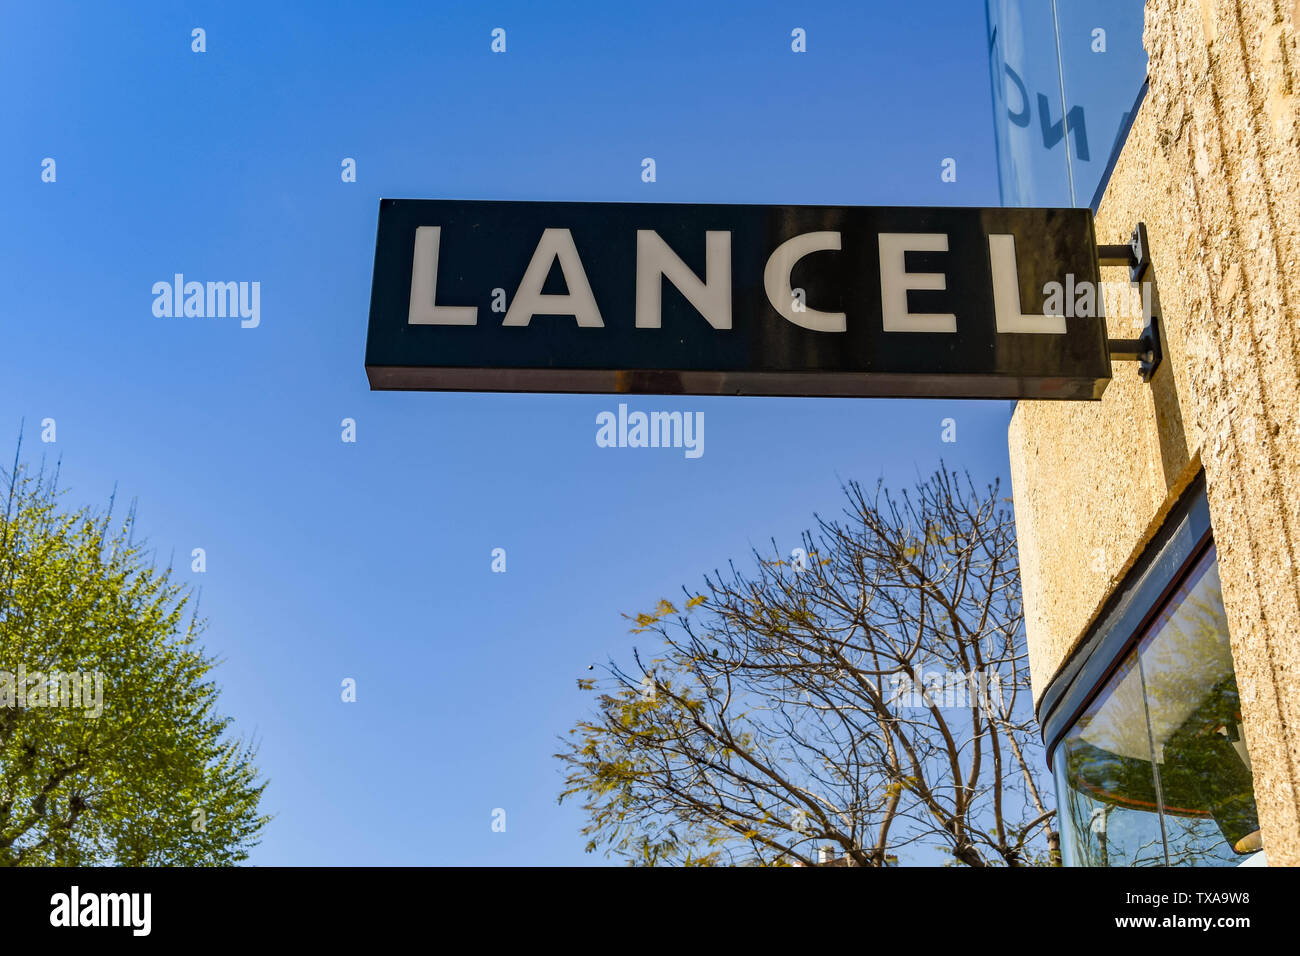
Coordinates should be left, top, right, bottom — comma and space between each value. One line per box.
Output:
879, 233, 956, 333
764, 232, 845, 332
635, 230, 732, 329
989, 234, 1066, 333
408, 226, 478, 326
503, 228, 604, 328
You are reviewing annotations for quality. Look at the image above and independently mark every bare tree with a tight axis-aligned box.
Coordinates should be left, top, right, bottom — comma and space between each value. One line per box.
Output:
558, 467, 1057, 866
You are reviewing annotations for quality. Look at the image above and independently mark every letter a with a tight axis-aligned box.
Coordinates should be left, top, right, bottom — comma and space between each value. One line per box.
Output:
503, 229, 603, 327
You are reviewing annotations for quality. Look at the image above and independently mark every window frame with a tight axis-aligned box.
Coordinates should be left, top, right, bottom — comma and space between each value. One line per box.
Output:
1038, 472, 1216, 771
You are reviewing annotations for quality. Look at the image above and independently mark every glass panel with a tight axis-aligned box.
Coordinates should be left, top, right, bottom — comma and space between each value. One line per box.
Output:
986, 1, 1148, 207
1053, 545, 1261, 866
986, 0, 1072, 206
1051, 0, 1149, 206
1056, 649, 1168, 866
1136, 549, 1261, 865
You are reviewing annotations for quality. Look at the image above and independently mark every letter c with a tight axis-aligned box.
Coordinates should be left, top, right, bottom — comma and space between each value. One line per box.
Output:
763, 231, 846, 332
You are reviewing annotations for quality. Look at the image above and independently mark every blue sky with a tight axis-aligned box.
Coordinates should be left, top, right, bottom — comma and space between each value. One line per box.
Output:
2, 0, 1025, 865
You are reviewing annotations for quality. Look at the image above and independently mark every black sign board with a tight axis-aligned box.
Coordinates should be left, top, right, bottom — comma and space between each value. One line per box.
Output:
365, 199, 1110, 400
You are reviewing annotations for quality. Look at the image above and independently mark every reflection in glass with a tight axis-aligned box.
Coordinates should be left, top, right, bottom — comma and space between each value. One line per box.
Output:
986, 1, 1148, 207
1054, 547, 1260, 865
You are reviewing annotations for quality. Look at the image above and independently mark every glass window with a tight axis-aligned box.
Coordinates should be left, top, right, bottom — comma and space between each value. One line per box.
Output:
986, 0, 1148, 208
1053, 545, 1261, 865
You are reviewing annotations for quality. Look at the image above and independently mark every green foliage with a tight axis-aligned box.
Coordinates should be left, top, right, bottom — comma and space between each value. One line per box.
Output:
0, 459, 269, 865
559, 661, 727, 866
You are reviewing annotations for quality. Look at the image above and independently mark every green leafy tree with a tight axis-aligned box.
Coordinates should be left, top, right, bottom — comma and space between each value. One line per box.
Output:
558, 468, 1056, 867
0, 455, 269, 865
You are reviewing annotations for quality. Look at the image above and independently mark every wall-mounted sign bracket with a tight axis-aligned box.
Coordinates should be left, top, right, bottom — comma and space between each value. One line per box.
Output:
1098, 222, 1162, 383
1097, 222, 1151, 283
1107, 314, 1162, 383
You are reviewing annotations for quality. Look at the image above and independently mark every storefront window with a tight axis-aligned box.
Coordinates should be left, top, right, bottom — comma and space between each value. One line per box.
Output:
1054, 545, 1261, 866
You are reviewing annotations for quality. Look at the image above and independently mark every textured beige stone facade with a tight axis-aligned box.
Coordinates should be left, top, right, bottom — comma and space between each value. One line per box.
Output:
1009, 0, 1300, 865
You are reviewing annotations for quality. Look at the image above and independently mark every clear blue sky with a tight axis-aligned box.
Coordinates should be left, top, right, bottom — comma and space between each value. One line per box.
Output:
1, 0, 1017, 865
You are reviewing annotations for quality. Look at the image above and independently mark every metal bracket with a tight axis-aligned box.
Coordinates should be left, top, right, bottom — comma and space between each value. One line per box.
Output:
1099, 222, 1162, 382
1107, 314, 1162, 383
1098, 222, 1150, 283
